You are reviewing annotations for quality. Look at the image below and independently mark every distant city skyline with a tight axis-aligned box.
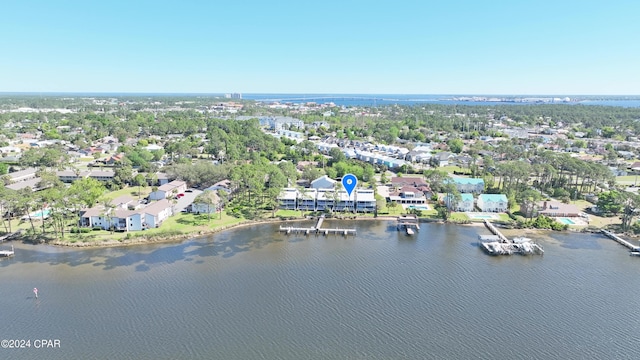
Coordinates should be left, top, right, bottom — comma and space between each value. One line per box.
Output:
2, 0, 639, 95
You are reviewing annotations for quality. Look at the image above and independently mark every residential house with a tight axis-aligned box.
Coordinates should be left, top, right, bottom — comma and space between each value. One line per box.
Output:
388, 186, 427, 205
8, 167, 38, 183
628, 162, 640, 171
112, 210, 144, 231
432, 152, 453, 167
103, 153, 125, 165
536, 201, 580, 218
298, 188, 318, 211
277, 188, 298, 210
155, 172, 170, 186
334, 190, 353, 211
477, 194, 508, 212
446, 193, 474, 212
56, 169, 90, 183
79, 147, 102, 156
391, 176, 427, 187
149, 180, 188, 200
80, 198, 172, 231
259, 116, 304, 131
112, 195, 137, 210
355, 189, 376, 212
311, 175, 337, 190
5, 177, 44, 191
316, 189, 335, 211
405, 150, 431, 163
143, 199, 174, 228
88, 170, 116, 182
276, 129, 305, 141
191, 190, 221, 214
451, 178, 485, 193
80, 207, 109, 229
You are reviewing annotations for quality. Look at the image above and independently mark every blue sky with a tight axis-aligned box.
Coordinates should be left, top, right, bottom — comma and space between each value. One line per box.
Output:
1, 0, 639, 94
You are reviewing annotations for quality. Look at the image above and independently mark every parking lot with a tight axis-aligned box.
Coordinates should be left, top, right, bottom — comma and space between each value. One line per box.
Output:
173, 189, 202, 212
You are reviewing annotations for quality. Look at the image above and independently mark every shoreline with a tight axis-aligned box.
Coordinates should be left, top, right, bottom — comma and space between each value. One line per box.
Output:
7, 215, 598, 249
45, 216, 412, 248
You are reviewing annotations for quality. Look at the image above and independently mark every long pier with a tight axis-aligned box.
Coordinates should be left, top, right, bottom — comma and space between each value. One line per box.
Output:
601, 230, 640, 253
483, 220, 509, 243
279, 215, 356, 236
479, 220, 544, 256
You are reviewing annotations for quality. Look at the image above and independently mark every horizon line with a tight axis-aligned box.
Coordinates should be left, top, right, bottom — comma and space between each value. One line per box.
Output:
1, 91, 639, 97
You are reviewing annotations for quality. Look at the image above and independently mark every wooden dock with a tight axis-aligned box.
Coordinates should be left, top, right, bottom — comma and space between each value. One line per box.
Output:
279, 215, 356, 236
397, 215, 420, 235
483, 220, 509, 243
0, 245, 14, 257
601, 230, 640, 252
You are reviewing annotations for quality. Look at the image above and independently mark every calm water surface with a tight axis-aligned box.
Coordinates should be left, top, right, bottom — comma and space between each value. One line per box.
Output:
1, 221, 639, 359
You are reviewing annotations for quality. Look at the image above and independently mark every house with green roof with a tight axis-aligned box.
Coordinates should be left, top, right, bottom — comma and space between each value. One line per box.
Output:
446, 193, 474, 212
477, 194, 508, 212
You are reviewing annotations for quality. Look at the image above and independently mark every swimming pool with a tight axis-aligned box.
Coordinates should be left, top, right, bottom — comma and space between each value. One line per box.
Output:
558, 217, 575, 225
407, 205, 429, 211
30, 209, 51, 218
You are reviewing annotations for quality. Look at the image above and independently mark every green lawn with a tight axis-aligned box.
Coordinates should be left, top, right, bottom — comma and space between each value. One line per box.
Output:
102, 186, 151, 201
438, 165, 468, 174
275, 210, 303, 218
59, 212, 246, 244
616, 175, 639, 185
449, 212, 470, 221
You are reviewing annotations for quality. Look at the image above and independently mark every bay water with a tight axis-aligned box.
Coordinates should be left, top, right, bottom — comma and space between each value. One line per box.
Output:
1, 220, 639, 359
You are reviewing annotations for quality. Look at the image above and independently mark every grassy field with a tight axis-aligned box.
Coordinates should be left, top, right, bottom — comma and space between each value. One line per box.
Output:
570, 199, 621, 228
449, 212, 470, 221
62, 212, 245, 244
275, 210, 302, 218
438, 165, 468, 174
616, 175, 639, 185
102, 186, 152, 201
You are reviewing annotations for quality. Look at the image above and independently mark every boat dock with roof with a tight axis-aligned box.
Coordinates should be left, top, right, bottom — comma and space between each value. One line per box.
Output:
397, 214, 420, 235
479, 220, 544, 256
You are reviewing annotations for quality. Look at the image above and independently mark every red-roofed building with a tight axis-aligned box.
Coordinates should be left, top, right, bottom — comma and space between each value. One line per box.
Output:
537, 201, 580, 218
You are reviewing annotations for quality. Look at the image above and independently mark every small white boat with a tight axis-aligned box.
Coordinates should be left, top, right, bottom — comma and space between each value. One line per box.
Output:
406, 227, 414, 235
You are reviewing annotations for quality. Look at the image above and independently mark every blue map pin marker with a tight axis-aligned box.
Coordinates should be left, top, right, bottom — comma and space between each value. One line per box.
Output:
342, 174, 357, 197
